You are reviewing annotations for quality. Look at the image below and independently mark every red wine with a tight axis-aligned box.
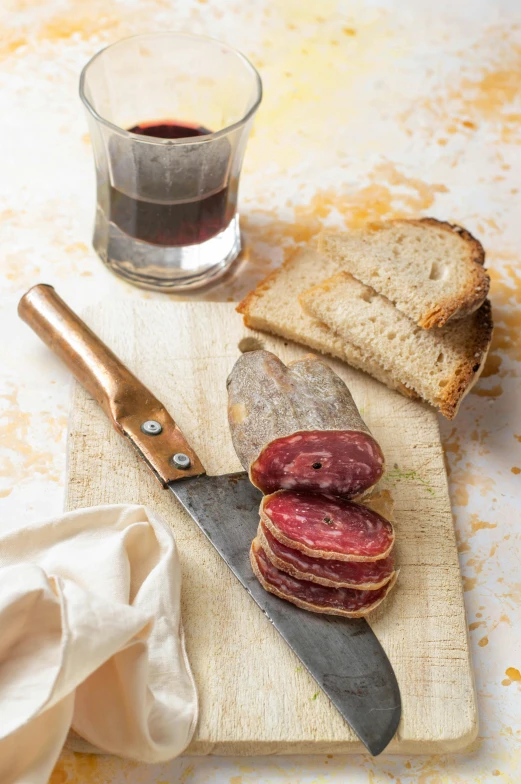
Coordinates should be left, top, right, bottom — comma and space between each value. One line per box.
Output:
128, 119, 212, 139
109, 120, 233, 247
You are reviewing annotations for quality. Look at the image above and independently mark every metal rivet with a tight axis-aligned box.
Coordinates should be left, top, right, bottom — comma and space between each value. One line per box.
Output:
172, 453, 191, 470
141, 420, 163, 436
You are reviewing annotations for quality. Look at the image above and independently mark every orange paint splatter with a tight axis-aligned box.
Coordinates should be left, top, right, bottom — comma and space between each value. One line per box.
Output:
478, 635, 489, 647
234, 162, 447, 300
471, 384, 503, 398
441, 427, 463, 465
179, 766, 195, 783
469, 514, 497, 534
0, 0, 183, 60
0, 388, 64, 494
450, 468, 495, 507
469, 621, 485, 631
486, 264, 521, 366
453, 485, 469, 506
50, 752, 119, 784
463, 576, 477, 592
401, 29, 521, 145
511, 466, 521, 475
481, 353, 502, 378
506, 667, 521, 681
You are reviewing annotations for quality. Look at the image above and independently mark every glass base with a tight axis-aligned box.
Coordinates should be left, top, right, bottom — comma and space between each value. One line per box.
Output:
93, 210, 241, 292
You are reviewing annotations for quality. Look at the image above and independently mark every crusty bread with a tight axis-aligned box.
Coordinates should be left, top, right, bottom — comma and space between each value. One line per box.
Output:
319, 219, 489, 329
300, 272, 493, 419
236, 247, 416, 396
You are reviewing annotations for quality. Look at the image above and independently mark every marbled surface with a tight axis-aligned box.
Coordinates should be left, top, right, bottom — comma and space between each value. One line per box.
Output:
0, 0, 520, 781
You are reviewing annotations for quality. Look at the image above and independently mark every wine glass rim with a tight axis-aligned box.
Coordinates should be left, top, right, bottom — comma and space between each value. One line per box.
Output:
79, 31, 263, 145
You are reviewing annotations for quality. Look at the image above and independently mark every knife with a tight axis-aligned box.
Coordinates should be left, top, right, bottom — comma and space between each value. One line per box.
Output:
18, 284, 401, 755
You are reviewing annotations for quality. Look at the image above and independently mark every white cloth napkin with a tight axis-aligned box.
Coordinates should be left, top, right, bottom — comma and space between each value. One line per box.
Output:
0, 504, 198, 784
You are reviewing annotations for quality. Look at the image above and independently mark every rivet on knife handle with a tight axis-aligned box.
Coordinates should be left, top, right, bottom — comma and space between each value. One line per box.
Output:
18, 284, 205, 486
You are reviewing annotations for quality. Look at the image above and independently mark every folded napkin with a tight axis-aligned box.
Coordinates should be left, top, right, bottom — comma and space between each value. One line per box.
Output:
0, 505, 198, 784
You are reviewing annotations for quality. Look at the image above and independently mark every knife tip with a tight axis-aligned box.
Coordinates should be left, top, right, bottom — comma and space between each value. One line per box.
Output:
363, 704, 401, 756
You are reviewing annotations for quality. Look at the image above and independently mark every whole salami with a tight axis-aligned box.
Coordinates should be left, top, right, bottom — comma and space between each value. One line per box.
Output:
250, 539, 397, 618
227, 351, 384, 497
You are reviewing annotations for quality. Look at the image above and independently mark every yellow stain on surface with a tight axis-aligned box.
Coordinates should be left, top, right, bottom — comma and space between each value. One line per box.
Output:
0, 389, 64, 493
179, 766, 195, 783
463, 576, 477, 592
50, 753, 115, 784
471, 384, 503, 398
401, 26, 521, 145
486, 264, 521, 367
481, 353, 503, 378
450, 468, 495, 507
470, 514, 497, 534
235, 162, 448, 299
506, 667, 521, 681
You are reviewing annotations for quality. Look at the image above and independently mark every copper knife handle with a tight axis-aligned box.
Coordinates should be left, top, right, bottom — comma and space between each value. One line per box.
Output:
18, 284, 205, 486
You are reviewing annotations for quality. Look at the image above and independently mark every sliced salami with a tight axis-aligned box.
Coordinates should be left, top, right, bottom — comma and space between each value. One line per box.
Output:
227, 351, 384, 498
258, 522, 395, 589
261, 490, 394, 562
250, 538, 397, 618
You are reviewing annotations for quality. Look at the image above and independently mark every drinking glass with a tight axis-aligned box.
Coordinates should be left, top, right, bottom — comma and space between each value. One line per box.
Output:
80, 32, 262, 291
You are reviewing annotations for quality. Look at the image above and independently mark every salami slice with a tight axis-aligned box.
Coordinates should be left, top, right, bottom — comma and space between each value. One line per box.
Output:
258, 522, 395, 589
227, 351, 384, 498
261, 490, 394, 562
250, 539, 397, 617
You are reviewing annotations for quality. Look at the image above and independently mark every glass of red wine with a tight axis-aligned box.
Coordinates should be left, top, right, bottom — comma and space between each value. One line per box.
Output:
80, 33, 262, 291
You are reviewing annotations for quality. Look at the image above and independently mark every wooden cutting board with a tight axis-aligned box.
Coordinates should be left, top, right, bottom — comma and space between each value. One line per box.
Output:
65, 301, 477, 755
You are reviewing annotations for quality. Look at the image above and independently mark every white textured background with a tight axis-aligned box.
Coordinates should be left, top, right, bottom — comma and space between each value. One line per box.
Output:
0, 0, 520, 782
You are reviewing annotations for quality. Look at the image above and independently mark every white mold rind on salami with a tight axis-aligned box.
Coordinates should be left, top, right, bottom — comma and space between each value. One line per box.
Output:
250, 539, 397, 618
227, 351, 385, 498
261, 490, 395, 562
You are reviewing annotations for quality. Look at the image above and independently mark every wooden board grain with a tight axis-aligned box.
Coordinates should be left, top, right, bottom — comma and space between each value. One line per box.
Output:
65, 301, 477, 755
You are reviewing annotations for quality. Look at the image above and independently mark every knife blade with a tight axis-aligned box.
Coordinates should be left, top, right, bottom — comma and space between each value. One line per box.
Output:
18, 284, 401, 755
172, 472, 400, 755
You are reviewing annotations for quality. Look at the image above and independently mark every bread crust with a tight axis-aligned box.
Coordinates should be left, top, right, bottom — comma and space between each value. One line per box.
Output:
236, 237, 493, 417
300, 272, 494, 420
418, 218, 489, 327
439, 298, 493, 419
236, 251, 421, 400
399, 218, 489, 328
319, 218, 490, 329
236, 262, 285, 323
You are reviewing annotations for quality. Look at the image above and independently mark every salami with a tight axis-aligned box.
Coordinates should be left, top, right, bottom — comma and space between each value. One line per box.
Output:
250, 539, 396, 617
227, 351, 384, 498
258, 522, 395, 589
261, 490, 394, 561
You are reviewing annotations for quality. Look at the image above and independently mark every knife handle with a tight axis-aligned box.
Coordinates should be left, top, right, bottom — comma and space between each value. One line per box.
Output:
18, 284, 205, 486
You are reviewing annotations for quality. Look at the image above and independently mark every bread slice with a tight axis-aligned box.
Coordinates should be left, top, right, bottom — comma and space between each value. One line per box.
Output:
319, 219, 489, 329
300, 272, 493, 419
236, 247, 417, 397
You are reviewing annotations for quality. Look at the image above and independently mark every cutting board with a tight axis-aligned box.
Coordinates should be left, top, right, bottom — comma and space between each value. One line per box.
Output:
65, 301, 477, 755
